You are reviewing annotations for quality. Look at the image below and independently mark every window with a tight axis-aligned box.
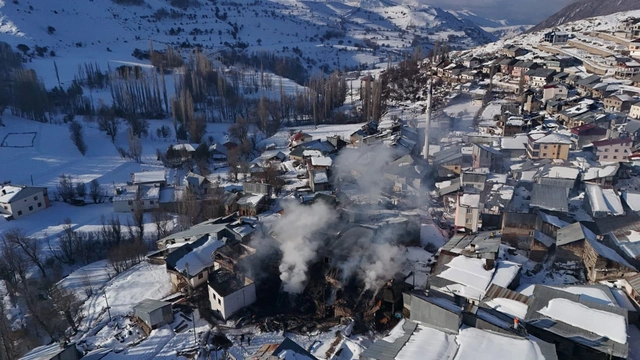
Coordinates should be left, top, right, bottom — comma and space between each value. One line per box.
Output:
542, 153, 547, 157
128, 200, 133, 205
212, 293, 216, 300
543, 145, 548, 149
615, 149, 619, 153
150, 200, 154, 205
37, 202, 42, 207
218, 299, 221, 305
198, 273, 203, 279
28, 206, 33, 211
33, 196, 38, 201
17, 211, 22, 216
467, 208, 473, 213
466, 218, 472, 224
613, 156, 618, 160
604, 155, 609, 159
605, 148, 609, 152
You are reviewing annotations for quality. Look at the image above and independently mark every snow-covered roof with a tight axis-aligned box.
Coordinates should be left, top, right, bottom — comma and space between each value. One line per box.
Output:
237, 193, 265, 206
586, 184, 624, 216
623, 191, 640, 212
544, 166, 580, 180
552, 285, 617, 307
490, 261, 521, 288
112, 185, 138, 202
302, 149, 323, 157
132, 170, 166, 184
0, 185, 27, 203
460, 194, 480, 208
140, 185, 160, 200
501, 134, 528, 150
483, 298, 528, 320
538, 298, 627, 344
583, 165, 618, 180
310, 156, 332, 167
531, 132, 572, 145
506, 116, 524, 126
174, 236, 224, 276
170, 143, 196, 152
438, 256, 494, 300
313, 171, 329, 184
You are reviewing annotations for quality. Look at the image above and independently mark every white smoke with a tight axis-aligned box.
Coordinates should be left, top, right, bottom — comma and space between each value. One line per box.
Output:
332, 145, 395, 203
361, 243, 404, 290
273, 200, 337, 293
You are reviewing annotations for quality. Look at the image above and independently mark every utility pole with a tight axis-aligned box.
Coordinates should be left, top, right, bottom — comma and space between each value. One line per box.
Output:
103, 290, 112, 322
192, 310, 198, 347
422, 77, 433, 161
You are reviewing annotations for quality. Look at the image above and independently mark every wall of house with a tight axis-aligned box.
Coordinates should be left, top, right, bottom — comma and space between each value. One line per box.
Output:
630, 105, 640, 119
501, 212, 536, 250
410, 297, 462, 332
597, 143, 630, 162
113, 199, 134, 212
209, 282, 257, 320
4, 189, 49, 219
455, 204, 481, 233
529, 239, 549, 262
189, 269, 210, 288
528, 143, 570, 160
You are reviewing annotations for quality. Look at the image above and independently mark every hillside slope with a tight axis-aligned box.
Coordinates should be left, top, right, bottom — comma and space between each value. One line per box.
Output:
530, 0, 640, 32
0, 0, 496, 86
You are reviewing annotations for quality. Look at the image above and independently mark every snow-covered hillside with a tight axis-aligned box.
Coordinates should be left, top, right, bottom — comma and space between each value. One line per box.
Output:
458, 8, 640, 58
0, 0, 497, 82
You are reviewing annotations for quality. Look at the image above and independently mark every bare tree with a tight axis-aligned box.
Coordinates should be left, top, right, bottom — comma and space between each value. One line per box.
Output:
0, 236, 30, 290
75, 182, 86, 199
128, 128, 142, 163
151, 210, 173, 241
97, 104, 120, 142
57, 174, 75, 202
89, 179, 102, 203
99, 215, 124, 248
3, 228, 47, 279
107, 241, 147, 275
130, 201, 145, 241
49, 284, 81, 334
228, 116, 249, 143
69, 120, 87, 156
227, 148, 242, 182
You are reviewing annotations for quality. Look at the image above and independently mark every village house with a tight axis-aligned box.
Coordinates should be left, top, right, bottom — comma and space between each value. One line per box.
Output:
584, 184, 625, 218
630, 102, 640, 119
0, 184, 50, 220
542, 83, 568, 103
500, 134, 528, 158
184, 172, 213, 198
575, 75, 602, 95
112, 184, 160, 212
502, 45, 527, 57
131, 170, 166, 186
545, 55, 576, 71
133, 299, 174, 330
620, 17, 640, 38
592, 137, 632, 163
237, 193, 267, 216
165, 235, 226, 291
497, 57, 518, 75
288, 131, 312, 147
471, 143, 503, 172
570, 123, 608, 148
526, 132, 572, 161
208, 143, 228, 162
543, 30, 569, 44
308, 169, 330, 193
460, 171, 487, 191
615, 57, 640, 79
525, 68, 556, 87
525, 285, 629, 360
431, 145, 472, 175
555, 222, 636, 282
583, 164, 619, 186
511, 61, 540, 79
463, 56, 482, 69
455, 193, 482, 233
208, 268, 256, 320
604, 93, 634, 112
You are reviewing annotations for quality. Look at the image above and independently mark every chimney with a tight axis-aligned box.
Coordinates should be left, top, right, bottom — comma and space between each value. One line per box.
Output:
1, 189, 5, 195
513, 317, 519, 330
422, 78, 433, 161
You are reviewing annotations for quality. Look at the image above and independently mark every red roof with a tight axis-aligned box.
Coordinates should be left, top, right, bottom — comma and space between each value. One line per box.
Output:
592, 137, 632, 147
290, 131, 311, 142
570, 123, 608, 136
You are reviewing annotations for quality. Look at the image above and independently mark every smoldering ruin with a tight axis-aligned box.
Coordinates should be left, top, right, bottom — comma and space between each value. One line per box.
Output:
238, 143, 431, 332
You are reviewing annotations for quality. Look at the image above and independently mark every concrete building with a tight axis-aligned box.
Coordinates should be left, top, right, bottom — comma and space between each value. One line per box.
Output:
543, 30, 569, 44
0, 185, 51, 220
630, 102, 640, 119
133, 299, 174, 330
592, 137, 632, 163
542, 83, 568, 103
455, 193, 482, 233
208, 269, 256, 320
526, 132, 572, 160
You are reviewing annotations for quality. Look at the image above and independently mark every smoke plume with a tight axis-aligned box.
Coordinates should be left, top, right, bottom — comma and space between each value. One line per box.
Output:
273, 200, 337, 293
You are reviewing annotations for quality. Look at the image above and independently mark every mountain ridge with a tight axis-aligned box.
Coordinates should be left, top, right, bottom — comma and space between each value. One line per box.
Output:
529, 0, 640, 32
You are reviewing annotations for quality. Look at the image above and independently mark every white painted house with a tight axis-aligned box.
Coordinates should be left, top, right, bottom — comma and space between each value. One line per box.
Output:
208, 269, 256, 320
0, 185, 50, 220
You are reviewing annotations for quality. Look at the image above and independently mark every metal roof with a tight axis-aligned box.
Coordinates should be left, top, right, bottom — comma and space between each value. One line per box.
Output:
441, 232, 501, 255
360, 320, 418, 360
626, 273, 640, 295
530, 184, 569, 213
525, 285, 628, 359
556, 222, 588, 246
483, 284, 530, 304
133, 299, 172, 314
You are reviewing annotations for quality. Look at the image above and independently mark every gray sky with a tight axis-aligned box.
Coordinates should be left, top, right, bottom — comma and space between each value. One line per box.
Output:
421, 0, 575, 24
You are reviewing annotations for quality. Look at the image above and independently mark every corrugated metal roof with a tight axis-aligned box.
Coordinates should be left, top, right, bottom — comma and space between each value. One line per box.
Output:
484, 284, 530, 304
360, 320, 418, 360
626, 273, 640, 294
556, 222, 587, 246
530, 184, 569, 213
133, 299, 172, 314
